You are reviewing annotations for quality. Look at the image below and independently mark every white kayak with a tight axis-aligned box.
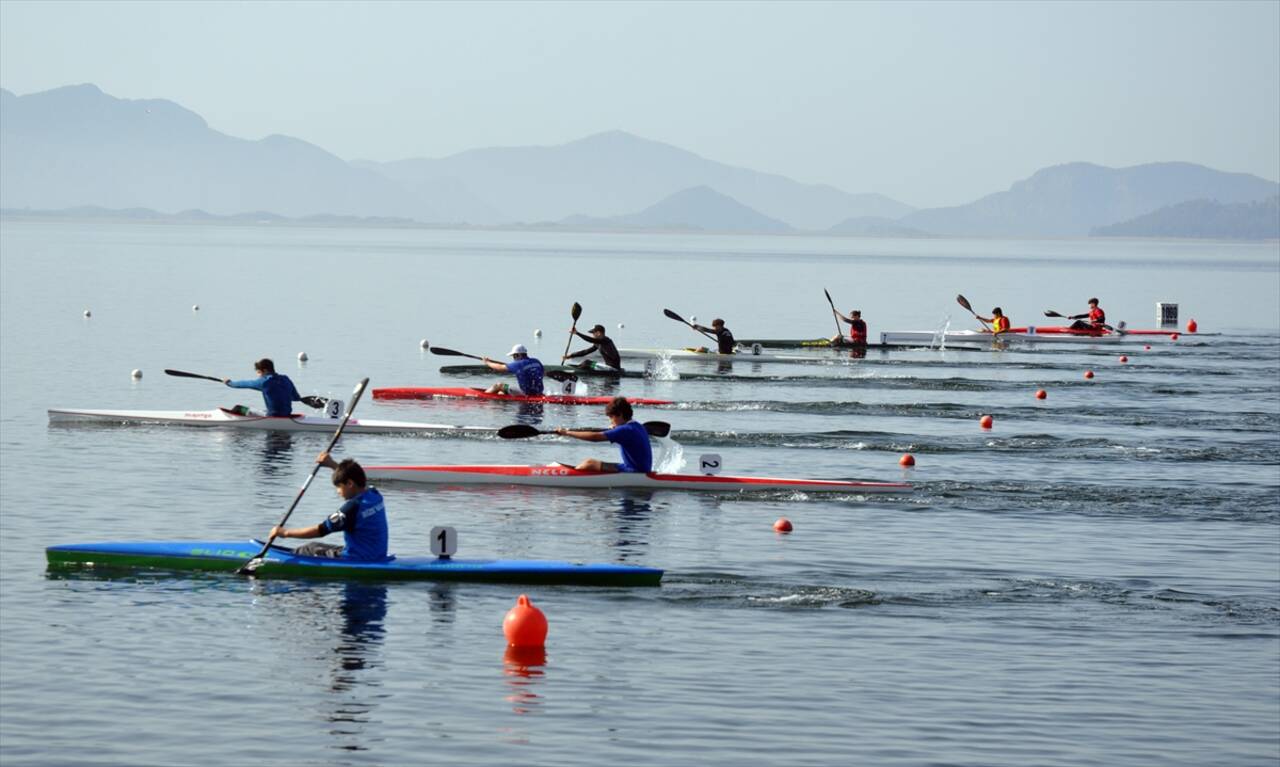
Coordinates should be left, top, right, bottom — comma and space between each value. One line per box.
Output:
880, 329, 1162, 347
364, 463, 912, 494
47, 407, 494, 436
618, 347, 840, 364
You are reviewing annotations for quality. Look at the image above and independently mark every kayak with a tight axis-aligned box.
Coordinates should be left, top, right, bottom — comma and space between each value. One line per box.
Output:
46, 540, 662, 587
439, 364, 645, 380
879, 327, 1184, 347
617, 347, 843, 364
364, 464, 912, 494
47, 407, 493, 436
372, 387, 672, 406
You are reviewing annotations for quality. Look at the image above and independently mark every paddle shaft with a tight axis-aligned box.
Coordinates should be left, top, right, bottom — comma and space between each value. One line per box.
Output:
663, 308, 716, 341
164, 368, 224, 383
239, 378, 369, 573
824, 289, 842, 339
561, 302, 583, 362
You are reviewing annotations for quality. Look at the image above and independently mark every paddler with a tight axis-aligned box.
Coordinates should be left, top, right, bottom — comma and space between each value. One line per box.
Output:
555, 396, 653, 473
482, 344, 545, 395
270, 451, 388, 561
692, 318, 736, 354
223, 358, 304, 417
831, 309, 868, 345
1068, 298, 1107, 331
564, 324, 623, 371
975, 307, 1011, 335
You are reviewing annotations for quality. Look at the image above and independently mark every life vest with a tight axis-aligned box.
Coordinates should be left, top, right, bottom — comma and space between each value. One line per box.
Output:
992, 316, 1011, 334
1089, 307, 1106, 326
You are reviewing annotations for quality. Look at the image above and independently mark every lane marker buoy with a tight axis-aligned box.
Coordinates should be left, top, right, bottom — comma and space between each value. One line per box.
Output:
297, 352, 308, 362
1035, 389, 1047, 400
420, 339, 430, 350
773, 518, 793, 533
503, 594, 548, 648
1084, 370, 1095, 379
899, 453, 916, 467
980, 415, 994, 429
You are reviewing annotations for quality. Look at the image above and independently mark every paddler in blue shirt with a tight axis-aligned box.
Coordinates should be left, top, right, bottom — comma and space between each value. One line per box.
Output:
482, 344, 545, 395
270, 451, 389, 561
223, 358, 303, 416
556, 397, 653, 473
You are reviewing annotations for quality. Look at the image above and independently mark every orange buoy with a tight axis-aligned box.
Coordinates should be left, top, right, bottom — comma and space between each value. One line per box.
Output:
1119, 355, 1128, 363
899, 453, 916, 467
503, 594, 548, 648
979, 415, 994, 429
1171, 333, 1180, 341
773, 518, 793, 533
1144, 345, 1152, 351
1035, 389, 1047, 400
1186, 319, 1198, 333
1084, 370, 1095, 379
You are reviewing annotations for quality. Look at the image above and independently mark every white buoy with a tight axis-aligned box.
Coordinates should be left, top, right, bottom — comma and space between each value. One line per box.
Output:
131, 369, 142, 379
617, 322, 625, 330
690, 315, 697, 322
192, 304, 200, 312
533, 329, 542, 338
420, 339, 430, 349
297, 352, 308, 362
83, 309, 91, 318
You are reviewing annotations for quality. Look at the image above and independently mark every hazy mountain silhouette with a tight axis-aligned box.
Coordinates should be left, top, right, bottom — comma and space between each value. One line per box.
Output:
560, 185, 793, 232
1091, 196, 1279, 240
0, 84, 438, 220
828, 216, 931, 237
360, 130, 911, 229
901, 162, 1279, 236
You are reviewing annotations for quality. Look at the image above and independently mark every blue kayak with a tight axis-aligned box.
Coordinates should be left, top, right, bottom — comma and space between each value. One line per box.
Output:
46, 540, 662, 587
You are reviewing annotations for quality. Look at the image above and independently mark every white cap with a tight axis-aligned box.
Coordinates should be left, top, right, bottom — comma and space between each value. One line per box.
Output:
508, 343, 528, 356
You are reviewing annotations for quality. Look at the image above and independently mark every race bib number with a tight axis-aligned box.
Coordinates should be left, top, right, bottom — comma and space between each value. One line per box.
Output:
430, 526, 457, 558
698, 454, 722, 475
325, 399, 344, 419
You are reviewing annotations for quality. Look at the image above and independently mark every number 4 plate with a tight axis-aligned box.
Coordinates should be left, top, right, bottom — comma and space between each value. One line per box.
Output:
430, 526, 457, 558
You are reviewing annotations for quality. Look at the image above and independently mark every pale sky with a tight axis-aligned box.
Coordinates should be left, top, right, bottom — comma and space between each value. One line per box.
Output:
1, 0, 1276, 208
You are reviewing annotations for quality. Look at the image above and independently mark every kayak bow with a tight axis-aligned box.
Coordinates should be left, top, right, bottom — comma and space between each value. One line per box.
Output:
47, 408, 493, 436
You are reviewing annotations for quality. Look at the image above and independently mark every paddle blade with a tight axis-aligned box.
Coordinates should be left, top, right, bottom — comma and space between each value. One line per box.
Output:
1043, 310, 1065, 318
428, 347, 466, 357
545, 370, 579, 383
300, 395, 328, 410
498, 424, 543, 439
663, 308, 688, 324
824, 288, 835, 307
571, 302, 582, 321
955, 294, 974, 313
643, 421, 672, 438
164, 368, 223, 383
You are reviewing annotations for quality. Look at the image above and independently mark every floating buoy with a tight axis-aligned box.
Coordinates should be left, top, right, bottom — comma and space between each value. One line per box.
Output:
979, 414, 994, 429
773, 518, 793, 533
899, 453, 916, 467
420, 339, 430, 349
130, 369, 142, 379
1144, 345, 1152, 351
533, 329, 542, 338
503, 594, 548, 648
1186, 319, 1198, 333
297, 352, 308, 362
690, 315, 697, 323
1084, 370, 1095, 379
192, 304, 199, 312
617, 323, 625, 330
1119, 355, 1128, 363
1035, 389, 1047, 400
1171, 333, 1180, 341
83, 309, 91, 318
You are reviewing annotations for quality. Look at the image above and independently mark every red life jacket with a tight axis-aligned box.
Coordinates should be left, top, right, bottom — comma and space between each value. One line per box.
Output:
848, 318, 867, 342
1089, 306, 1106, 326
992, 315, 1011, 334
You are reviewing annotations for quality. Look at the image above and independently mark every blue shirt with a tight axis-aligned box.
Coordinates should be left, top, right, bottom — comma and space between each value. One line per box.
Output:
604, 420, 653, 473
320, 487, 389, 561
505, 357, 545, 395
226, 373, 301, 417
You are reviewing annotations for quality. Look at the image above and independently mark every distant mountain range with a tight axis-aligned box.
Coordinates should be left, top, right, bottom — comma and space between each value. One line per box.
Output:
1091, 196, 1280, 239
2, 83, 1277, 238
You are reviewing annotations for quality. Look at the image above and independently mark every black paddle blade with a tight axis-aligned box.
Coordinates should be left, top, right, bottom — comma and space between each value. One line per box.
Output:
824, 288, 835, 306
498, 424, 544, 439
299, 395, 327, 410
663, 308, 687, 324
1043, 310, 1065, 318
428, 347, 465, 357
955, 294, 973, 313
571, 302, 582, 321
643, 421, 672, 438
164, 368, 223, 382
545, 370, 579, 383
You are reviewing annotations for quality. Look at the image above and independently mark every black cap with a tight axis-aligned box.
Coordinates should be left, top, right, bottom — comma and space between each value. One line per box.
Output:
590, 324, 606, 333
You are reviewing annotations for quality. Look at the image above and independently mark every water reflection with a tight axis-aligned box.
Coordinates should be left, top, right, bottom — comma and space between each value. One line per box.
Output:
227, 430, 296, 478
514, 403, 544, 425
326, 582, 389, 752
501, 645, 547, 716
610, 495, 654, 557
426, 583, 457, 624
846, 342, 868, 359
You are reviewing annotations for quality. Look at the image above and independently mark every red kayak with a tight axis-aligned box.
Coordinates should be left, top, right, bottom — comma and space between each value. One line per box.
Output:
1008, 326, 1184, 337
372, 387, 672, 406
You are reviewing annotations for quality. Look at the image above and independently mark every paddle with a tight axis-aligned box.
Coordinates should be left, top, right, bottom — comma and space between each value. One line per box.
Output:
498, 421, 672, 439
824, 288, 843, 341
166, 368, 328, 410
428, 346, 486, 361
956, 294, 991, 330
560, 302, 583, 363
663, 308, 716, 341
238, 378, 369, 575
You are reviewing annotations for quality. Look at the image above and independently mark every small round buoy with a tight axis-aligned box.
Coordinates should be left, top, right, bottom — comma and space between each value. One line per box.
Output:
1119, 355, 1128, 363
533, 329, 542, 338
1084, 370, 1095, 379
773, 518, 793, 533
1144, 345, 1152, 351
503, 594, 548, 648
83, 309, 91, 318
689, 315, 697, 323
1035, 389, 1047, 400
1186, 319, 1198, 333
192, 304, 199, 312
899, 453, 915, 467
1171, 333, 1180, 341
979, 414, 994, 429
297, 352, 308, 362
617, 323, 625, 330
420, 339, 430, 350
131, 369, 142, 379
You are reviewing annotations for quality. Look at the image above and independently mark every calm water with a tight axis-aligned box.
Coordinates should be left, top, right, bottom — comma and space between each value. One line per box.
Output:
1, 220, 1277, 766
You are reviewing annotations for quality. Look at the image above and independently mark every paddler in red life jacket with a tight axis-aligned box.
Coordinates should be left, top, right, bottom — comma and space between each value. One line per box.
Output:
976, 307, 1011, 335
831, 309, 868, 345
1068, 298, 1107, 331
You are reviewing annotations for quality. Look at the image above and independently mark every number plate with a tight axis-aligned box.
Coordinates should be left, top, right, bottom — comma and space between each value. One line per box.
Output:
698, 453, 722, 475
430, 526, 457, 558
